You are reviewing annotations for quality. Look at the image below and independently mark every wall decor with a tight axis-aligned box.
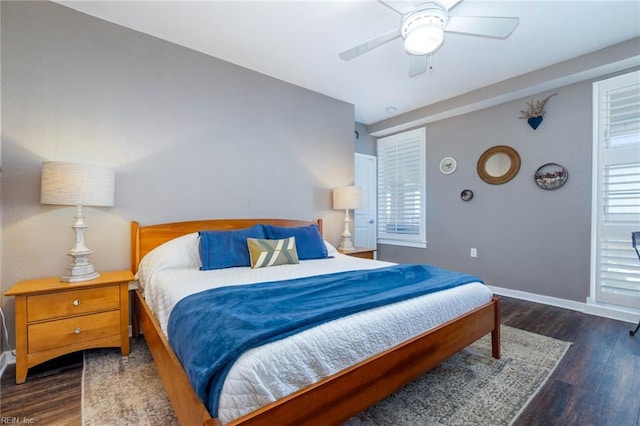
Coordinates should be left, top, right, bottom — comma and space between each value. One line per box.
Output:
519, 93, 557, 129
477, 145, 521, 185
534, 163, 568, 190
439, 157, 457, 174
461, 189, 474, 201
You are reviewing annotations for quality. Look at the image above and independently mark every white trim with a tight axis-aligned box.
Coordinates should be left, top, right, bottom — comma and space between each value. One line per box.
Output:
590, 70, 640, 308
590, 79, 600, 309
584, 297, 640, 323
354, 153, 376, 160
377, 127, 427, 248
378, 240, 427, 249
490, 285, 640, 324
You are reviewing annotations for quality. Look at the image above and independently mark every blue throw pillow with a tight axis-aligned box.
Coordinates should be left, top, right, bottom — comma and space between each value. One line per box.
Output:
199, 225, 266, 270
264, 224, 328, 260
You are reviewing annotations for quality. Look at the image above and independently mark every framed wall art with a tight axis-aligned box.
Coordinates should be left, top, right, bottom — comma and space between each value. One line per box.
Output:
534, 163, 568, 190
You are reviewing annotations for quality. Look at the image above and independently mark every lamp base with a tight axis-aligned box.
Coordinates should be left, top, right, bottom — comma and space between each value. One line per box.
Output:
338, 240, 356, 252
61, 265, 99, 283
60, 250, 100, 283
61, 250, 100, 282
60, 206, 100, 283
339, 209, 356, 252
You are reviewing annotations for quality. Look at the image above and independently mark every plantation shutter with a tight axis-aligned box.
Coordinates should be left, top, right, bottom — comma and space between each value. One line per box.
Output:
593, 70, 640, 308
377, 128, 426, 248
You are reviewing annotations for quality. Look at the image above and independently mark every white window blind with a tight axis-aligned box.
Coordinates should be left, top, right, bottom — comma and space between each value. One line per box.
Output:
592, 70, 640, 308
377, 128, 426, 248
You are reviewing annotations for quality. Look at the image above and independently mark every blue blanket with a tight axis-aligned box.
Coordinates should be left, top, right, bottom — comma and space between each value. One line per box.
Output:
167, 264, 482, 417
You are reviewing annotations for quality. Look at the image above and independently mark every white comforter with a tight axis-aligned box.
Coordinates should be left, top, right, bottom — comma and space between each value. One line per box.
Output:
137, 236, 492, 423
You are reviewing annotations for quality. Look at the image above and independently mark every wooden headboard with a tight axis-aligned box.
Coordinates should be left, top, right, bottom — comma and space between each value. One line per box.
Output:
130, 218, 322, 274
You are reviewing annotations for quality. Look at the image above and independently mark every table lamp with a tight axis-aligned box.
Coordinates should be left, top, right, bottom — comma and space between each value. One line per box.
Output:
41, 161, 115, 282
333, 186, 363, 252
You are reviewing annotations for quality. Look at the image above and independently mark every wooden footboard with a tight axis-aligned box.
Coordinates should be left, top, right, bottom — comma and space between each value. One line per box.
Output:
230, 296, 500, 425
134, 289, 499, 426
131, 218, 500, 425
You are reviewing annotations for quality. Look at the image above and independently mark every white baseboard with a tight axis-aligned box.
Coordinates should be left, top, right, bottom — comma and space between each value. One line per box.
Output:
490, 285, 640, 324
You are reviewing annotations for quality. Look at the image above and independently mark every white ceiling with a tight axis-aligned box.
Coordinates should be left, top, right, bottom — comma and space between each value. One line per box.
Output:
55, 0, 640, 125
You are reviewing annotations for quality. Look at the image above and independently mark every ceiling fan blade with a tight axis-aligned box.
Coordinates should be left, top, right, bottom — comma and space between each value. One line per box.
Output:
378, 0, 419, 15
409, 55, 427, 77
439, 0, 463, 11
339, 28, 401, 61
445, 16, 519, 39
380, 0, 462, 14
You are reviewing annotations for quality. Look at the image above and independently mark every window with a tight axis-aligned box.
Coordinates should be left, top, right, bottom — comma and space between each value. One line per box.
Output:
377, 128, 426, 248
591, 70, 640, 309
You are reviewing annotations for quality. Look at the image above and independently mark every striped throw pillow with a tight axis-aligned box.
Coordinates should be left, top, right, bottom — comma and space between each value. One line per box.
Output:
247, 237, 299, 269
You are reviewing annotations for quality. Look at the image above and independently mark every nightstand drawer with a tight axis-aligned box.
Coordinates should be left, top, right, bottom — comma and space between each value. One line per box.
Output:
27, 286, 120, 322
345, 251, 375, 259
28, 310, 120, 353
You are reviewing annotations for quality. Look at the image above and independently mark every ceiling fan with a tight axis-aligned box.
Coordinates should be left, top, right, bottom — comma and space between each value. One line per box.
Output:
339, 0, 519, 77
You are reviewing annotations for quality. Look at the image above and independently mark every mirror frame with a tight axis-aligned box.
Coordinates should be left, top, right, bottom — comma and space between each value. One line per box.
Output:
477, 145, 521, 185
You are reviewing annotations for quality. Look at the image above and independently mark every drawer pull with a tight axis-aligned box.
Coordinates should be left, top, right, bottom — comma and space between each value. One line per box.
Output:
74, 327, 81, 334
73, 299, 80, 306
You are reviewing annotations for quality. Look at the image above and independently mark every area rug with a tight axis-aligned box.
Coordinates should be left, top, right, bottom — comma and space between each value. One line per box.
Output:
82, 326, 570, 425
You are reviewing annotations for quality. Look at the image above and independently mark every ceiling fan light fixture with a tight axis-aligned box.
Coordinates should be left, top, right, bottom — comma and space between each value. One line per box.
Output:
403, 23, 444, 55
401, 7, 447, 56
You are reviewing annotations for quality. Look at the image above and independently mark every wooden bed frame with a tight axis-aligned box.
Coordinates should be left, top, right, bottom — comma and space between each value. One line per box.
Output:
130, 218, 501, 426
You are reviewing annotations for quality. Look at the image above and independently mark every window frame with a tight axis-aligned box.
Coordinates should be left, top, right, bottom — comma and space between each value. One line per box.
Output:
590, 70, 640, 309
376, 127, 427, 249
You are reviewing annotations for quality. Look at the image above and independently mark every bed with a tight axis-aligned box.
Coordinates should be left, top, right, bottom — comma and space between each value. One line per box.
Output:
130, 218, 500, 426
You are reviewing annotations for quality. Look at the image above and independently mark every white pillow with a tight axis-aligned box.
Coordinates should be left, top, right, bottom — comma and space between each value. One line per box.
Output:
324, 240, 338, 255
136, 232, 200, 286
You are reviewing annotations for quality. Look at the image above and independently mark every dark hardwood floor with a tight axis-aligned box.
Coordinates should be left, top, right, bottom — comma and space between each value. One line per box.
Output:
1, 296, 639, 425
501, 298, 640, 426
1, 351, 82, 425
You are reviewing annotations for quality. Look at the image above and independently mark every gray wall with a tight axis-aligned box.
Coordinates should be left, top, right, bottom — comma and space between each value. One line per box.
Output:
1, 1, 354, 349
376, 74, 630, 303
355, 122, 376, 155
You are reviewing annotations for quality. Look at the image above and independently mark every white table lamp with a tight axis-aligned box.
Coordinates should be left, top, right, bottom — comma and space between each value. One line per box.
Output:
41, 161, 115, 282
333, 186, 363, 252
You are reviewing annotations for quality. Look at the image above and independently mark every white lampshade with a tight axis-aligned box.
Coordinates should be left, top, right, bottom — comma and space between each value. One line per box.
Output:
333, 186, 363, 210
41, 161, 115, 207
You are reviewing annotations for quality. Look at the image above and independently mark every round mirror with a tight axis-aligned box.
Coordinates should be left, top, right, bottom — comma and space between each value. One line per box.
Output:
485, 153, 512, 177
477, 145, 521, 185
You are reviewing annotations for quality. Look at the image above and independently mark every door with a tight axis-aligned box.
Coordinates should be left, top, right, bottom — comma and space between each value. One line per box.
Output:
354, 153, 377, 249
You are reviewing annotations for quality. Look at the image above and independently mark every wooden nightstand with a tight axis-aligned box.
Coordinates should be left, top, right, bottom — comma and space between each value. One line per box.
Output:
4, 270, 133, 384
338, 247, 377, 259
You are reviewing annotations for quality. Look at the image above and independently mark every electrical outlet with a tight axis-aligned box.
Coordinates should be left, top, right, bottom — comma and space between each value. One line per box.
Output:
470, 248, 478, 258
